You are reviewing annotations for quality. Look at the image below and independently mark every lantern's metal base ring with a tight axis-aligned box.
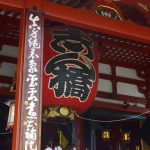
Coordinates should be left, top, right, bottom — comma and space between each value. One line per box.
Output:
43, 106, 75, 122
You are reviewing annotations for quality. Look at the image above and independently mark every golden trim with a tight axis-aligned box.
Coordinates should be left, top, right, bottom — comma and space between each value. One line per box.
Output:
43, 106, 75, 121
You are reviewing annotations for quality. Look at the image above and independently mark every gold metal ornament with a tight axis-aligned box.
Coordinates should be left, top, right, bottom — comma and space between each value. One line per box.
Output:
60, 107, 69, 116
43, 106, 75, 122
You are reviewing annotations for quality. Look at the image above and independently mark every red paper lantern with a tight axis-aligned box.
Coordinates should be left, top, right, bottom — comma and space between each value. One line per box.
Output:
42, 27, 98, 114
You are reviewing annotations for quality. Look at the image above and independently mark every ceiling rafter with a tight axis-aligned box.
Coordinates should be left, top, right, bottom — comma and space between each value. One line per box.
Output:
0, 14, 19, 25
95, 34, 150, 54
100, 40, 150, 55
92, 101, 150, 115
99, 73, 146, 87
99, 59, 149, 70
65, 0, 80, 7
0, 15, 19, 48
0, 37, 18, 47
96, 91, 146, 104
73, 0, 93, 9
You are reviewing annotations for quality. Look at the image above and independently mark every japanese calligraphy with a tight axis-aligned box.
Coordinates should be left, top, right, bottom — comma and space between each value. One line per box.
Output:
20, 9, 43, 150
45, 28, 96, 102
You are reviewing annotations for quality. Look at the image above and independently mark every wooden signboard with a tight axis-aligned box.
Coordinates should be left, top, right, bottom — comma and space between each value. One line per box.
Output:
19, 9, 43, 150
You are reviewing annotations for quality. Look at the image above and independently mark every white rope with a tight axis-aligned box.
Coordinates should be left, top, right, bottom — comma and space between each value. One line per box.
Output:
75, 110, 150, 123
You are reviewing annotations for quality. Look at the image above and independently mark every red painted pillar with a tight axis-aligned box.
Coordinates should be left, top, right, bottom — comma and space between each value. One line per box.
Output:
12, 8, 26, 150
12, 1, 44, 150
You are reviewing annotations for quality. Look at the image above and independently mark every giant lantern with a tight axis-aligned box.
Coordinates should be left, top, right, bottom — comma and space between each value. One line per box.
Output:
42, 27, 98, 121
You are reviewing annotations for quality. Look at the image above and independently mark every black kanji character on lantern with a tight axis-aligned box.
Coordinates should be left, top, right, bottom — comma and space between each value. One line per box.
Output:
45, 28, 96, 102
45, 53, 95, 102
50, 28, 94, 60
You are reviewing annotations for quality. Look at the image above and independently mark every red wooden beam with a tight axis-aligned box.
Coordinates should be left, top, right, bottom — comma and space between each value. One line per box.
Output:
0, 88, 15, 96
0, 37, 18, 47
0, 0, 23, 12
0, 75, 13, 84
96, 91, 146, 104
99, 61, 150, 72
99, 73, 146, 86
44, 1, 150, 44
0, 55, 17, 64
1, 0, 150, 43
92, 101, 150, 115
